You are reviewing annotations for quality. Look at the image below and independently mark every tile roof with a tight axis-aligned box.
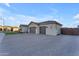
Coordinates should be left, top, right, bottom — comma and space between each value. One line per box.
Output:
29, 21, 62, 26
39, 21, 62, 26
20, 24, 28, 27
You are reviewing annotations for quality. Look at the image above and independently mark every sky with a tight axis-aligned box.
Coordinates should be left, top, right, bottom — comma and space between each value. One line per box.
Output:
0, 3, 79, 27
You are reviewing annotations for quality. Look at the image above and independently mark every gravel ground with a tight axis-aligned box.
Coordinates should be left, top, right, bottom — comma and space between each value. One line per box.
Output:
1, 33, 79, 56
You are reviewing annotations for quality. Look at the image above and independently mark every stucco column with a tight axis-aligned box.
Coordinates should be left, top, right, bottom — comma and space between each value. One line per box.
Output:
36, 27, 39, 34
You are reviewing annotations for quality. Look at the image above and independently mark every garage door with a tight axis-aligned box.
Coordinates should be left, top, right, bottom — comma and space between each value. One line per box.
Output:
39, 26, 46, 34
30, 27, 36, 33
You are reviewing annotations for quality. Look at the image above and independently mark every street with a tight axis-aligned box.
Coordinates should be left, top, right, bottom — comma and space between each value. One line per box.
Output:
0, 33, 79, 56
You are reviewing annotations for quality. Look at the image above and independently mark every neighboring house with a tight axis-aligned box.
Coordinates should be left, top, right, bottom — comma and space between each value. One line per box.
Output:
20, 25, 28, 33
28, 21, 62, 35
0, 25, 19, 32
3, 26, 12, 31
0, 25, 3, 31
12, 27, 20, 32
0, 26, 11, 31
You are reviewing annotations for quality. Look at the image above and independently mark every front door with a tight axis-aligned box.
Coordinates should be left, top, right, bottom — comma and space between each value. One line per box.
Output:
39, 26, 46, 34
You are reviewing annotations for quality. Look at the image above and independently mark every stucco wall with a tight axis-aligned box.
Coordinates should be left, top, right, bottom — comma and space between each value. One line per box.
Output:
13, 28, 19, 32
39, 24, 53, 35
47, 24, 57, 35
52, 24, 61, 35
56, 24, 61, 34
28, 23, 61, 35
40, 24, 61, 35
20, 26, 28, 32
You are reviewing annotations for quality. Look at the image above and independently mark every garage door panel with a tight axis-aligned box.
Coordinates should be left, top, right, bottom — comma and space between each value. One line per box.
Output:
39, 26, 46, 34
30, 27, 36, 33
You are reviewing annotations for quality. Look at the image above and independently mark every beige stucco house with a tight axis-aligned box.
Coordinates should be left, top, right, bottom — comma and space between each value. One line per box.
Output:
0, 26, 12, 31
12, 27, 20, 32
0, 25, 19, 32
28, 21, 62, 35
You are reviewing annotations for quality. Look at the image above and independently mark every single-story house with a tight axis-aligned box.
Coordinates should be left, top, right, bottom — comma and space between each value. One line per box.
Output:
0, 26, 12, 31
28, 21, 62, 35
12, 27, 20, 32
0, 25, 3, 31
20, 24, 28, 33
0, 25, 20, 32
3, 26, 11, 31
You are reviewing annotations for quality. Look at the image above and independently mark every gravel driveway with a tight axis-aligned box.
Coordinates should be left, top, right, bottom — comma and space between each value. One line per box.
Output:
1, 33, 79, 56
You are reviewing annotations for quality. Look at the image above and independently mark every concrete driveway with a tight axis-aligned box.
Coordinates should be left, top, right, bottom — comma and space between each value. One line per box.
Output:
0, 33, 5, 43
1, 33, 79, 56
0, 33, 9, 56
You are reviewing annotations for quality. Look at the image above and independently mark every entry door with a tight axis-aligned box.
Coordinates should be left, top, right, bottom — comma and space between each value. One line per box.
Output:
39, 26, 46, 34
30, 27, 36, 33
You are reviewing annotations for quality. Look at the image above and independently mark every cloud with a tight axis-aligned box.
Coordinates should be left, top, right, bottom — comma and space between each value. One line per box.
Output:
50, 8, 58, 13
75, 20, 79, 23
4, 3, 10, 7
7, 16, 16, 21
74, 14, 79, 20
73, 14, 79, 27
0, 7, 61, 26
14, 15, 39, 25
0, 14, 61, 26
72, 14, 79, 27
39, 16, 61, 23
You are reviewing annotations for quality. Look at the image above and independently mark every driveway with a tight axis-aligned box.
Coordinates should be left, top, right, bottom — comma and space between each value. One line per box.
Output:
0, 33, 5, 43
0, 33, 9, 56
1, 33, 79, 56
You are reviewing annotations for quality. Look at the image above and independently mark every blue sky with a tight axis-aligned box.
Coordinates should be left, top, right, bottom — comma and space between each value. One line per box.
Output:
0, 3, 79, 27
